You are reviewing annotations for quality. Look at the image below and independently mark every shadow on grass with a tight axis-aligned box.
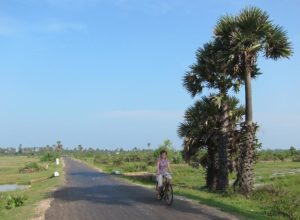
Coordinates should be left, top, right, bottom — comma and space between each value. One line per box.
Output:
174, 190, 268, 220
119, 175, 268, 220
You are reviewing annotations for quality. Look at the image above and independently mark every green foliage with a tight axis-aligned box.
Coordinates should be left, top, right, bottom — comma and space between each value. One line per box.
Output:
289, 146, 297, 157
19, 162, 45, 173
172, 151, 183, 164
0, 193, 6, 210
40, 151, 60, 162
0, 194, 28, 210
258, 149, 298, 161
293, 155, 300, 162
189, 149, 208, 168
94, 154, 111, 164
112, 156, 123, 166
153, 140, 183, 164
122, 162, 148, 172
253, 185, 300, 219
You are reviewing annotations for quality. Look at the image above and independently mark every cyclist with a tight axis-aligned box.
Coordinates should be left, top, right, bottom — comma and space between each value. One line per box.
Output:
156, 149, 171, 199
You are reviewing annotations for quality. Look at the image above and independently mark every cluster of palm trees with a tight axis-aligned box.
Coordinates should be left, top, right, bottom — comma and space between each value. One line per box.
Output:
178, 7, 292, 196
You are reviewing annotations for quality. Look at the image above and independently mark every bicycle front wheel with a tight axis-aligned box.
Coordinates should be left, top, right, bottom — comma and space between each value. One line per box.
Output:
164, 184, 173, 205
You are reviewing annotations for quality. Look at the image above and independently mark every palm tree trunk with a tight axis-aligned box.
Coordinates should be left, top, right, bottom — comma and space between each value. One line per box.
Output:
206, 144, 217, 190
217, 99, 229, 191
245, 59, 253, 123
236, 123, 257, 196
237, 54, 256, 196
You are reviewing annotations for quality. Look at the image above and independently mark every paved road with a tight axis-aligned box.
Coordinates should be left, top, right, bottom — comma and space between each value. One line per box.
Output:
45, 157, 238, 220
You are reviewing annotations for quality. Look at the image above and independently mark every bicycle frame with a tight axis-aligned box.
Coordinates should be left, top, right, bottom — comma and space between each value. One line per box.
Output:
156, 172, 173, 205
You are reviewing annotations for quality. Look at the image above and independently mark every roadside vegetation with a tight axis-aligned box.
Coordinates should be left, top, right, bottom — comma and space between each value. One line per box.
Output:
0, 143, 64, 220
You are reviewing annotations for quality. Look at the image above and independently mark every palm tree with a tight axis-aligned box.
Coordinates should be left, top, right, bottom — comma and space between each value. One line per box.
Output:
182, 38, 248, 190
214, 7, 293, 195
56, 141, 63, 152
178, 95, 244, 190
179, 96, 221, 190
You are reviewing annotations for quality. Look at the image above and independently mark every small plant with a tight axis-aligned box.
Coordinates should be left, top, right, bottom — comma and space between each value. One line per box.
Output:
5, 195, 28, 209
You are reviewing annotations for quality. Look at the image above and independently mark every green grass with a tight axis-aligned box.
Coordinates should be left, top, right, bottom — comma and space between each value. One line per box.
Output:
76, 155, 300, 220
0, 156, 64, 220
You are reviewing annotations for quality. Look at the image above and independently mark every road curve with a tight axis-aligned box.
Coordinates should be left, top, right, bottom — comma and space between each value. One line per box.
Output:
45, 157, 238, 220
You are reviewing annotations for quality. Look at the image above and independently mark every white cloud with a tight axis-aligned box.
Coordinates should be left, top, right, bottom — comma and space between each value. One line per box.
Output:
96, 110, 183, 120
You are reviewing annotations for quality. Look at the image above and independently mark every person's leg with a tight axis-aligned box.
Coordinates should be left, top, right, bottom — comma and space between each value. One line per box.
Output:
156, 174, 163, 199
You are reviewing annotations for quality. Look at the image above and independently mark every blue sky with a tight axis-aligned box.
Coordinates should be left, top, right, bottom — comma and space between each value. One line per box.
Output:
0, 0, 299, 149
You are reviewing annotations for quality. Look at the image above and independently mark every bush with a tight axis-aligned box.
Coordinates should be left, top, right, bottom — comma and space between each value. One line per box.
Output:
94, 154, 111, 164
124, 153, 142, 162
112, 156, 123, 166
145, 154, 155, 166
171, 151, 183, 164
293, 155, 300, 162
258, 150, 291, 161
6, 195, 28, 209
123, 163, 148, 172
40, 152, 60, 162
19, 162, 45, 173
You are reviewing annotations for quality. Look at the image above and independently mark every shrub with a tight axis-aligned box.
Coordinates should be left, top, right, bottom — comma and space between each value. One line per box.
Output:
4, 195, 28, 209
40, 152, 60, 162
171, 151, 183, 164
293, 155, 300, 162
112, 156, 123, 166
123, 163, 148, 172
123, 152, 145, 162
94, 155, 111, 164
19, 162, 45, 173
145, 154, 155, 166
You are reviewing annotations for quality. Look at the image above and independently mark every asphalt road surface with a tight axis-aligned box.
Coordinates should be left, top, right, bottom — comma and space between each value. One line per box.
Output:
45, 157, 238, 220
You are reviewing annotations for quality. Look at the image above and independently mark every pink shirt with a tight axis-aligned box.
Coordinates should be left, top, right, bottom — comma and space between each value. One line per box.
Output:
158, 158, 169, 174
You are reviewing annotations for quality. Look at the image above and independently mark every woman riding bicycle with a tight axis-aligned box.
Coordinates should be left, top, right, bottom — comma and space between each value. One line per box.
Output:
156, 149, 171, 199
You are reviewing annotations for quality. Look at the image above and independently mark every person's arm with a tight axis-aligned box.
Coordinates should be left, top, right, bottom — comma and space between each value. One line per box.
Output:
156, 159, 160, 175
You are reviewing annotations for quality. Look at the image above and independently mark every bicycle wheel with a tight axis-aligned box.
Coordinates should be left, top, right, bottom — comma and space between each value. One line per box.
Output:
164, 184, 173, 205
155, 182, 163, 200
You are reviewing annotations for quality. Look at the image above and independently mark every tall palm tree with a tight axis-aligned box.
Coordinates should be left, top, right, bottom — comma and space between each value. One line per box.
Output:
214, 7, 293, 195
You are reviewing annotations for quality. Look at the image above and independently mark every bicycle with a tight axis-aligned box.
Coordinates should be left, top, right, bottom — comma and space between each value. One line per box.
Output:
156, 172, 173, 205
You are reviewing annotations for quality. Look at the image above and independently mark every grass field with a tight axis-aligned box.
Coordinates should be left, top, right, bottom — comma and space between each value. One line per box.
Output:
0, 156, 64, 220
76, 155, 300, 220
